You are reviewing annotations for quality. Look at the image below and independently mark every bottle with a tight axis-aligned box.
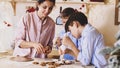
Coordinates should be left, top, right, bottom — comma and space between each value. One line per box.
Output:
56, 6, 63, 25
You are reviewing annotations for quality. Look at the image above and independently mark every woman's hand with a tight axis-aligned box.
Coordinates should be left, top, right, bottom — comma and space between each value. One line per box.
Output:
44, 46, 52, 54
32, 42, 45, 54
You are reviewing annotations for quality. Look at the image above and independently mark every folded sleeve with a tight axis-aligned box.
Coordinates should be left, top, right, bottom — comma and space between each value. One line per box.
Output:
77, 34, 94, 65
14, 15, 27, 48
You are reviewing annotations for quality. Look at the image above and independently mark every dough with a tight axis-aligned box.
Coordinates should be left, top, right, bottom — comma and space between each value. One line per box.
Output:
10, 56, 33, 62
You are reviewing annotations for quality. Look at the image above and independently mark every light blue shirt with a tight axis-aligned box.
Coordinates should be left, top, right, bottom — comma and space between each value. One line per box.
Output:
59, 30, 78, 60
59, 29, 77, 47
77, 24, 107, 68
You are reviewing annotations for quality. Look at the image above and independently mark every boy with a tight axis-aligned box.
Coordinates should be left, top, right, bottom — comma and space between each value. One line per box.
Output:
62, 12, 107, 68
54, 7, 78, 60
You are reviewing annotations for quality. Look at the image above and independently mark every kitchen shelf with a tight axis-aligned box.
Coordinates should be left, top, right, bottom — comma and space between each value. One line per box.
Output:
8, 0, 104, 15
57, 1, 104, 4
115, 0, 120, 25
11, 0, 105, 4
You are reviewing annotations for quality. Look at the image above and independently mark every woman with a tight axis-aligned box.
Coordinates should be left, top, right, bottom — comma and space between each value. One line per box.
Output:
13, 0, 56, 58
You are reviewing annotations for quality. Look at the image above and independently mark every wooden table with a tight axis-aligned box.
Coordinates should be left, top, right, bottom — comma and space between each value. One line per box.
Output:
0, 50, 95, 68
0, 56, 95, 68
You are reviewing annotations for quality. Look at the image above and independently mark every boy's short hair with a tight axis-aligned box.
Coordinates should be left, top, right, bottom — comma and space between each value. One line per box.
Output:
65, 12, 88, 32
60, 7, 75, 18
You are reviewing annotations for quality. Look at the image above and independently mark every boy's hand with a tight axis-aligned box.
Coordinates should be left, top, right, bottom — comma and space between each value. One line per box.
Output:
53, 37, 61, 47
62, 36, 73, 47
64, 48, 75, 57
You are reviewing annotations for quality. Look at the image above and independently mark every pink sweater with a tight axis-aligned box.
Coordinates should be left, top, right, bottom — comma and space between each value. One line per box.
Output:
13, 11, 55, 58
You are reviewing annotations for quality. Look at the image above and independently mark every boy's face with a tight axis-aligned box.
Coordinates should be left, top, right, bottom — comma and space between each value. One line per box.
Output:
61, 17, 69, 27
68, 21, 81, 39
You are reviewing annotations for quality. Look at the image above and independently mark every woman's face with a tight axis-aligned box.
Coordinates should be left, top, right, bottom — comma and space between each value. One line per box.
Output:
37, 1, 54, 19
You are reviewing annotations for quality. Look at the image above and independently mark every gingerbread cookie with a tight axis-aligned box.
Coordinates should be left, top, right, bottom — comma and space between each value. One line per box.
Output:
32, 61, 39, 64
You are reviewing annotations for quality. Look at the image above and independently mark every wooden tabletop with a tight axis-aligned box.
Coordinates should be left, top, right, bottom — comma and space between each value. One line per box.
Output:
0, 56, 95, 68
